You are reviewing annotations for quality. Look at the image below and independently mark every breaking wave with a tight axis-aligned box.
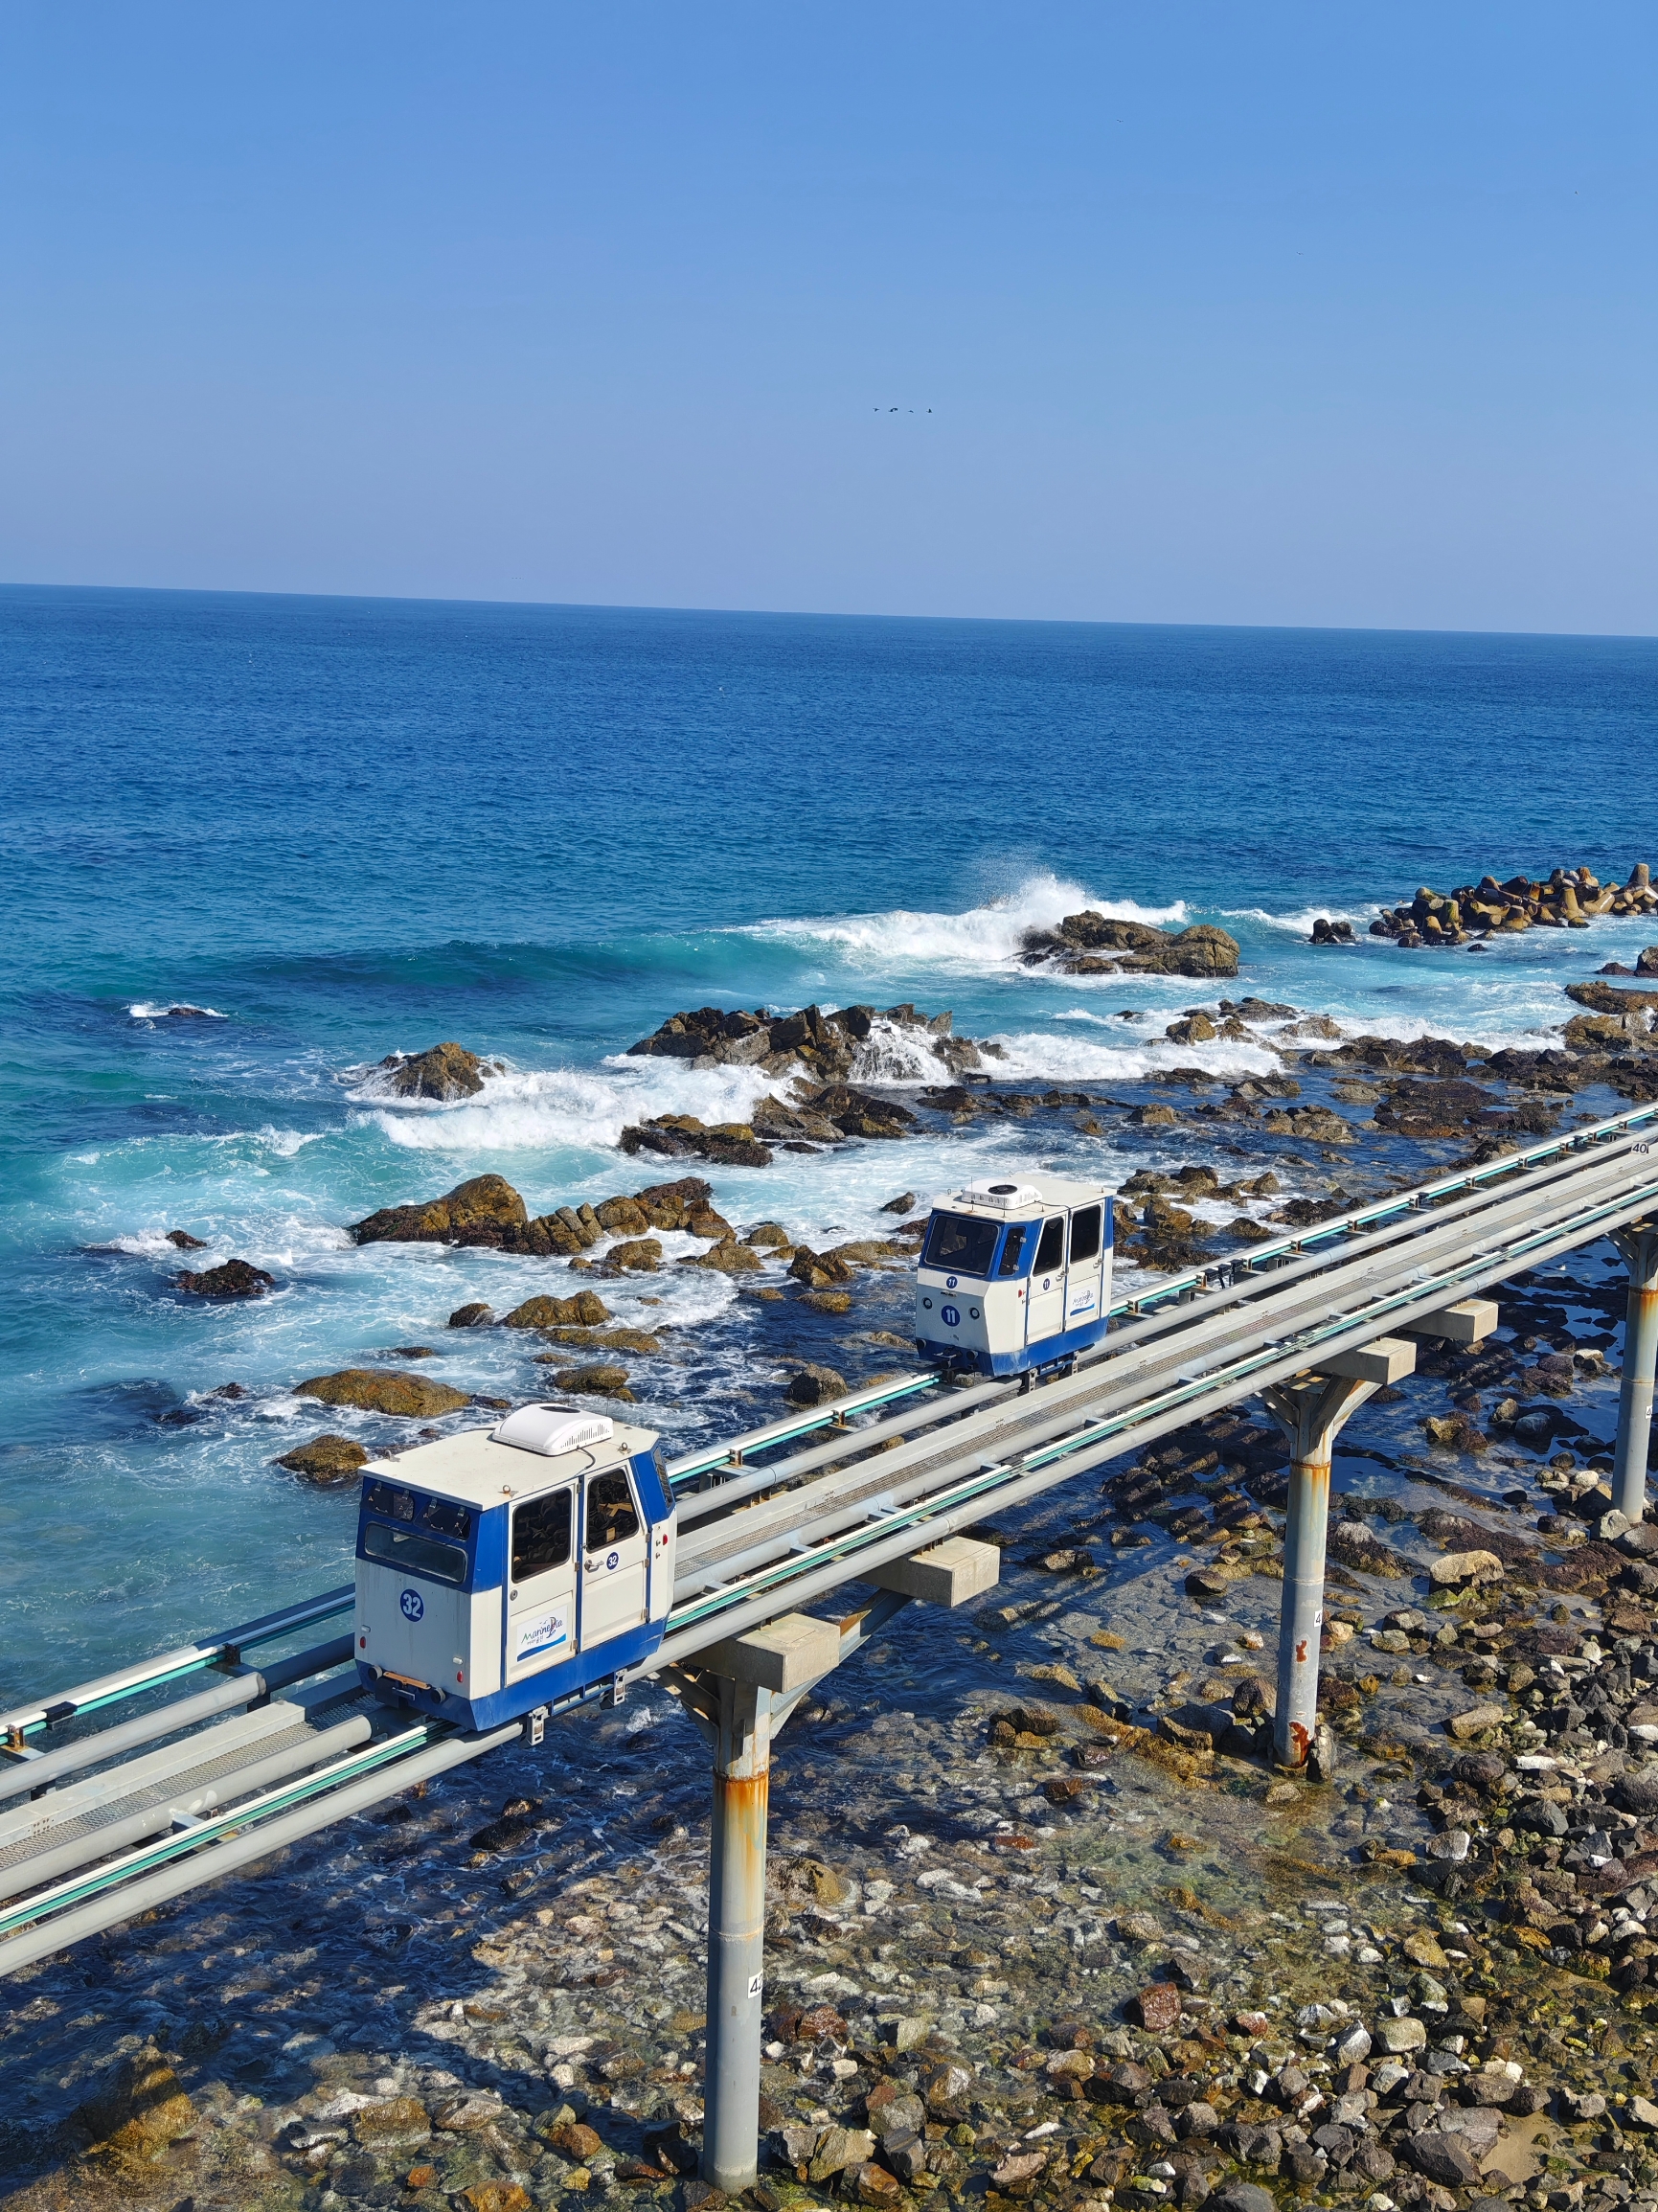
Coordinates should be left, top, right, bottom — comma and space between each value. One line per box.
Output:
351, 1056, 781, 1156
985, 1028, 1281, 1084
128, 1001, 227, 1020
735, 873, 1190, 977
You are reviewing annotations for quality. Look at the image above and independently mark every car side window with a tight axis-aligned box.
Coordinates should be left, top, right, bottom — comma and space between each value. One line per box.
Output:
996, 1224, 1028, 1276
1034, 1218, 1065, 1272
512, 1490, 572, 1582
586, 1470, 641, 1551
1070, 1206, 1102, 1264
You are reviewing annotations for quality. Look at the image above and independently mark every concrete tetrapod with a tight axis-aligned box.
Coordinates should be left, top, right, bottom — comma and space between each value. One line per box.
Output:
1612, 1222, 1658, 1526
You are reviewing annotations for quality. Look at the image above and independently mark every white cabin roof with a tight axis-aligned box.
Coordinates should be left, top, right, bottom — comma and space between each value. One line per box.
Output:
939, 1174, 1112, 1221
361, 1411, 659, 1507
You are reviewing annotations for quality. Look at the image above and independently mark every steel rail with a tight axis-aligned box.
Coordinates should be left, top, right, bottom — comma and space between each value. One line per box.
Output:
0, 1635, 357, 1809
671, 1125, 1658, 1573
0, 1717, 527, 1980
651, 1155, 1658, 1659
0, 1586, 355, 1747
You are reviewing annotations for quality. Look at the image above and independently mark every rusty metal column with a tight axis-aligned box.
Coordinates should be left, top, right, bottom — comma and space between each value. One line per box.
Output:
1612, 1225, 1658, 1526
1262, 1367, 1396, 1773
704, 1673, 772, 2195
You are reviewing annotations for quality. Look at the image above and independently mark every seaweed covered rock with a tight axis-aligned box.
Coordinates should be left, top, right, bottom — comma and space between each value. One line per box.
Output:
370, 1040, 501, 1101
274, 1433, 370, 1484
294, 1368, 471, 1417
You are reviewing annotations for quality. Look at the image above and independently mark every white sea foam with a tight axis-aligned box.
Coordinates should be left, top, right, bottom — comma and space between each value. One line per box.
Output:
850, 1016, 958, 1085
352, 1056, 781, 1156
735, 872, 1189, 977
1221, 905, 1374, 934
127, 1001, 227, 1019
986, 1028, 1281, 1084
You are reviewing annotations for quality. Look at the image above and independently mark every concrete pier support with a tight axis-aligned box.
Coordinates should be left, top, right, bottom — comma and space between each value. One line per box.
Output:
1613, 1225, 1658, 1527
662, 1538, 1000, 2194
704, 1673, 776, 2194
1263, 1336, 1417, 1773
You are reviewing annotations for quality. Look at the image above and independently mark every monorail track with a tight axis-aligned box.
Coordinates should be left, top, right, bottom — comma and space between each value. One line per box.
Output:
2, 1097, 1656, 1976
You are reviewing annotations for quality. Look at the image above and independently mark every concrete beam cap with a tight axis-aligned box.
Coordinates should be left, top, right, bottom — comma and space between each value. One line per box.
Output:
863, 1537, 1002, 1608
697, 1611, 842, 1694
1316, 1335, 1418, 1386
1401, 1298, 1499, 1345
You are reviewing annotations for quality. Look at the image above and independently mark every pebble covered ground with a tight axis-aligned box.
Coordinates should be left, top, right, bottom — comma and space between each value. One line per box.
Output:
7, 1005, 1658, 2212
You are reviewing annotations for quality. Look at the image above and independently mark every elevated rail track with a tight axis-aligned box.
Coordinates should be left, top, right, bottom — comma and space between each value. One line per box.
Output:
5, 1099, 1658, 2184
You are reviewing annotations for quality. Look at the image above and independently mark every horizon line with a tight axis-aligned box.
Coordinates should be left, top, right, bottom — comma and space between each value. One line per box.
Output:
0, 576, 1653, 647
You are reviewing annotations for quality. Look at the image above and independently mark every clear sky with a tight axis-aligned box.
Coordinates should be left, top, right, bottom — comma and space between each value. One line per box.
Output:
1, 4, 1652, 632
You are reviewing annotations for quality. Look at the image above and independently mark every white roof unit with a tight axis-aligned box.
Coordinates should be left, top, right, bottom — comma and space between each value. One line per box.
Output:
943, 1174, 1112, 1219
490, 1403, 616, 1457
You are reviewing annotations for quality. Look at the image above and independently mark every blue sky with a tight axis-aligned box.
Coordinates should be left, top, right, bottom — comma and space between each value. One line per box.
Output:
1, 4, 1652, 630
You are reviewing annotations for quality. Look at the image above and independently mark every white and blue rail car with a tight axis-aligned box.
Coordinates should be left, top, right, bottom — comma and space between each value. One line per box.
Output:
353, 1404, 675, 1730
915, 1175, 1114, 1378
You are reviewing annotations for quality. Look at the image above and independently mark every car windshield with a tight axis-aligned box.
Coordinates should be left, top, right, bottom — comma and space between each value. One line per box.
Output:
362, 1523, 467, 1585
921, 1212, 1001, 1276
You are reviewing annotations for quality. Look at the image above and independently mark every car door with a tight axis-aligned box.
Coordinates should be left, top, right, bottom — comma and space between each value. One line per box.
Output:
1025, 1215, 1068, 1343
506, 1486, 579, 1683
1064, 1202, 1105, 1332
579, 1467, 649, 1648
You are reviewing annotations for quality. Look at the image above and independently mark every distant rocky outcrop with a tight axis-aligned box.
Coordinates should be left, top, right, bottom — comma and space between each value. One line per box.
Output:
1371, 862, 1657, 947
349, 1173, 715, 1255
625, 1000, 983, 1083
368, 1041, 503, 1101
1015, 914, 1240, 979
174, 1258, 274, 1299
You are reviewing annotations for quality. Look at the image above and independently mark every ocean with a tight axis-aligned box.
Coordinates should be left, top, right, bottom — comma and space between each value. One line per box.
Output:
4, 583, 1656, 1702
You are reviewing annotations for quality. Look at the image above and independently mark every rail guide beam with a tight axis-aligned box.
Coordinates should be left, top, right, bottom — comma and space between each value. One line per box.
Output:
661, 1541, 1000, 2195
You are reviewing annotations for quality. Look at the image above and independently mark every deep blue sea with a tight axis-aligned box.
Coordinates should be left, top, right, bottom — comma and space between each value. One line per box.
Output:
4, 583, 1656, 1701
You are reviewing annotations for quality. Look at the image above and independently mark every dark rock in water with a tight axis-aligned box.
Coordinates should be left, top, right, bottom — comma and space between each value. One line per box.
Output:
1404, 2132, 1482, 2187
175, 1258, 274, 1299
371, 1040, 500, 1101
786, 1363, 847, 1407
447, 1302, 494, 1328
294, 1368, 471, 1417
166, 1228, 207, 1248
1132, 1982, 1183, 2033
619, 1114, 773, 1168
625, 1000, 981, 1083
1309, 917, 1355, 944
1207, 2188, 1277, 2212
68, 2042, 194, 2158
880, 1192, 918, 1214
275, 1434, 370, 1485
1565, 978, 1658, 1028
802, 1083, 917, 1140
1017, 913, 1240, 979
